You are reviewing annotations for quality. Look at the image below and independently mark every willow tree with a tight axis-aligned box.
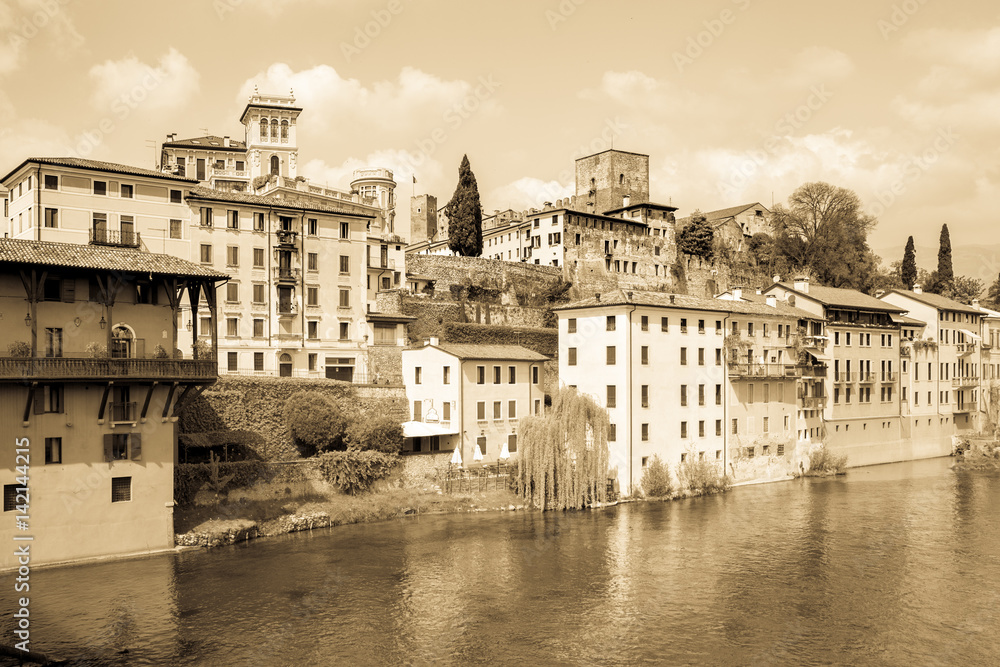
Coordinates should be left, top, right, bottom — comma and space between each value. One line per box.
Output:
515, 387, 610, 510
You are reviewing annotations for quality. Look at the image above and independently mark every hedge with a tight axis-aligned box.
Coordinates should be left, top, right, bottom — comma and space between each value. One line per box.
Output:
317, 451, 399, 495
443, 322, 558, 357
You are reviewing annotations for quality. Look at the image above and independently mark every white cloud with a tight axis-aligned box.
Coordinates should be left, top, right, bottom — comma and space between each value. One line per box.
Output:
902, 27, 1000, 75
88, 48, 200, 113
0, 0, 84, 75
488, 177, 573, 212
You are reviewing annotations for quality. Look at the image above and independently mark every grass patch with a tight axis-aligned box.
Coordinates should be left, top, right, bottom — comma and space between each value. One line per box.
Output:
953, 446, 1000, 471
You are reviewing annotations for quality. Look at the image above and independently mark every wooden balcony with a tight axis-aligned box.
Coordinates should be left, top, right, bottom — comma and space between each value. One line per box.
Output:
729, 363, 828, 379
0, 357, 217, 382
89, 228, 141, 248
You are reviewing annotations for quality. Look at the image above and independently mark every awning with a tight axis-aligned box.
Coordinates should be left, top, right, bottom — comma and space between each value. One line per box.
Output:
960, 329, 981, 342
402, 421, 459, 438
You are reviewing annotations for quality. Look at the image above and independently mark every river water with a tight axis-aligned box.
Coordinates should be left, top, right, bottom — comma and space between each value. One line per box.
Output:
2, 457, 999, 666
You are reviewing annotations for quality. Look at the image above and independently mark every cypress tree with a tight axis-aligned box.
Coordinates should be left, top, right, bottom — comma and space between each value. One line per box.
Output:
901, 236, 917, 289
937, 224, 954, 289
445, 155, 483, 257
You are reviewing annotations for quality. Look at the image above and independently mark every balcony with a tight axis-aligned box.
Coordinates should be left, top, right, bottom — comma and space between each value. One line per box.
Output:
881, 372, 899, 383
729, 363, 797, 379
0, 357, 217, 382
89, 228, 141, 248
953, 402, 973, 414
857, 372, 875, 384
952, 376, 979, 388
800, 334, 829, 349
956, 342, 976, 356
276, 230, 299, 246
273, 267, 300, 283
794, 364, 828, 378
367, 257, 396, 270
799, 396, 827, 409
835, 372, 854, 383
210, 167, 249, 179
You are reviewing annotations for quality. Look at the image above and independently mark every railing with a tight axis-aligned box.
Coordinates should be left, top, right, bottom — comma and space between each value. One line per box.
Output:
952, 376, 979, 387
0, 357, 218, 381
857, 372, 875, 383
210, 168, 248, 179
881, 372, 899, 382
89, 228, 141, 248
801, 335, 828, 348
276, 230, 298, 245
799, 396, 827, 409
367, 257, 396, 270
953, 402, 973, 413
111, 401, 137, 423
729, 363, 796, 379
273, 267, 300, 282
956, 342, 976, 356
835, 372, 854, 382
218, 368, 403, 384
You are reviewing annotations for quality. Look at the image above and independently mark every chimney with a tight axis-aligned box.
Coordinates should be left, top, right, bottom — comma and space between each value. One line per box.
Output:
913, 283, 922, 294
587, 202, 595, 214
595, 293, 601, 302
623, 194, 631, 207
755, 289, 762, 295
793, 276, 810, 293
733, 287, 743, 301
772, 275, 781, 284
223, 135, 230, 147
973, 299, 981, 309
875, 290, 885, 298
627, 291, 633, 300
766, 294, 777, 308
669, 294, 675, 304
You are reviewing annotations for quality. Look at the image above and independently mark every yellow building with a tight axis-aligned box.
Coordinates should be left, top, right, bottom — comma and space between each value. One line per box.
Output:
0, 238, 225, 569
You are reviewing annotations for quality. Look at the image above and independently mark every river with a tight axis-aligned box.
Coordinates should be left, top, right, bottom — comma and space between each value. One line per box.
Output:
2, 457, 998, 666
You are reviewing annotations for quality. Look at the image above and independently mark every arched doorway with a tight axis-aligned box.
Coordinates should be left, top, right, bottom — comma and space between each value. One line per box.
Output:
270, 155, 280, 175
110, 324, 136, 359
279, 353, 292, 377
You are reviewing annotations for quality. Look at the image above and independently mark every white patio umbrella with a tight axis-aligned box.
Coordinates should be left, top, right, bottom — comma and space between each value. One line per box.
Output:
473, 443, 484, 462
499, 442, 510, 462
450, 446, 463, 467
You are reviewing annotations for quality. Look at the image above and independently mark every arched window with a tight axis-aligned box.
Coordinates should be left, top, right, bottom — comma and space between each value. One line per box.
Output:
111, 325, 135, 359
619, 173, 625, 185
281, 120, 289, 141
260, 119, 268, 140
270, 155, 280, 175
279, 353, 292, 377
271, 119, 279, 140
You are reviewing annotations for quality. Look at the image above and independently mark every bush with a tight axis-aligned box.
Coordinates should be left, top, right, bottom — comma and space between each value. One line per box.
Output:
641, 455, 673, 498
7, 341, 30, 357
345, 415, 404, 454
85, 341, 107, 358
284, 391, 347, 456
677, 456, 730, 494
807, 445, 847, 475
152, 344, 169, 359
317, 451, 399, 495
175, 460, 269, 506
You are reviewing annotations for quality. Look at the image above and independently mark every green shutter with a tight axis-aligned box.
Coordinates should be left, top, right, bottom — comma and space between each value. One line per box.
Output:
104, 434, 114, 462
130, 434, 142, 461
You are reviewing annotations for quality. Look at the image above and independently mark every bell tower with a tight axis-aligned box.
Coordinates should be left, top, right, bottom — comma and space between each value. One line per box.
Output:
241, 86, 302, 181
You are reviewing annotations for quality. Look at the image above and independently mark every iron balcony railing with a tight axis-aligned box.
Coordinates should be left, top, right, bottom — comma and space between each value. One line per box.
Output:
273, 267, 300, 282
881, 372, 899, 383
857, 372, 876, 384
0, 357, 218, 381
956, 342, 976, 356
729, 363, 829, 379
952, 376, 979, 388
799, 396, 827, 409
276, 230, 298, 245
89, 228, 141, 248
835, 372, 854, 383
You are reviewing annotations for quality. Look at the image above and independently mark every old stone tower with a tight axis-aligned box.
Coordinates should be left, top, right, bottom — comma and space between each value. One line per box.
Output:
410, 193, 438, 244
575, 149, 650, 214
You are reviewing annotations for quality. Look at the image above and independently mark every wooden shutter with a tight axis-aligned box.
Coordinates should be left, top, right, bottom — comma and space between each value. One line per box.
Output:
103, 434, 114, 462
60, 278, 76, 303
33, 386, 44, 414
130, 434, 142, 461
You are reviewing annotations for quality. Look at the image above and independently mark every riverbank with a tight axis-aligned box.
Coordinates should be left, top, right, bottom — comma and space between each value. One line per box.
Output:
175, 488, 526, 547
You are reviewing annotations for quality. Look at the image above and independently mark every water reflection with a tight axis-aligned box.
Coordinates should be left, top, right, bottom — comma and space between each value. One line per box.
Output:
1, 457, 998, 665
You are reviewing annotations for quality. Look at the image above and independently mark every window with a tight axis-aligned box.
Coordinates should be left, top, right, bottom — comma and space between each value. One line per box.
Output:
716, 384, 722, 405
716, 420, 722, 436
699, 421, 705, 437
641, 346, 649, 365
698, 348, 705, 366
253, 319, 264, 338
494, 366, 502, 384
443, 366, 451, 384
37, 385, 63, 413
641, 385, 649, 408
111, 477, 132, 503
681, 318, 688, 333
226, 318, 238, 337
226, 282, 239, 303
45, 437, 62, 464
509, 400, 517, 419
308, 252, 318, 271
339, 323, 350, 341
477, 366, 485, 384
661, 317, 668, 332
308, 218, 318, 236
339, 289, 350, 308
228, 352, 238, 371
307, 321, 319, 339
443, 402, 451, 421
747, 322, 754, 336
170, 189, 182, 204
44, 208, 57, 228
227, 246, 239, 266
254, 212, 265, 231
340, 255, 350, 274
607, 315, 616, 331
606, 346, 616, 365
415, 400, 424, 421
747, 383, 755, 404
699, 384, 705, 406
680, 385, 688, 407
568, 318, 577, 333
532, 366, 539, 384
307, 287, 319, 306
641, 423, 649, 441
94, 180, 107, 196
170, 219, 182, 239
44, 174, 58, 190
493, 401, 502, 420
732, 418, 739, 435
715, 349, 722, 366
200, 207, 213, 226
641, 315, 649, 331
44, 328, 62, 358
252, 283, 266, 304
568, 348, 577, 365
698, 319, 705, 333
340, 222, 350, 238
680, 348, 687, 365
415, 367, 422, 384
104, 433, 140, 462
509, 366, 516, 384
763, 417, 770, 433
200, 244, 212, 264
681, 422, 688, 438
609, 424, 616, 441
228, 210, 239, 229
607, 385, 616, 408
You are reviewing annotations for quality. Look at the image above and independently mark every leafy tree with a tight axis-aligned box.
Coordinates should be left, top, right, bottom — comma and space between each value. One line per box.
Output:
677, 211, 715, 261
515, 387, 610, 510
950, 275, 985, 305
445, 154, 483, 257
901, 236, 917, 289
936, 224, 954, 292
641, 455, 672, 498
770, 182, 879, 291
345, 414, 404, 454
871, 259, 905, 294
984, 273, 1000, 310
284, 391, 348, 457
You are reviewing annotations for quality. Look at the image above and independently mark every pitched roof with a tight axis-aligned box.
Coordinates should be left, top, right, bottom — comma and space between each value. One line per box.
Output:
2, 157, 199, 186
882, 289, 983, 315
554, 288, 818, 320
187, 186, 374, 218
162, 135, 247, 151
890, 313, 926, 326
0, 238, 229, 280
603, 201, 678, 215
432, 343, 549, 362
677, 203, 768, 226
770, 282, 907, 313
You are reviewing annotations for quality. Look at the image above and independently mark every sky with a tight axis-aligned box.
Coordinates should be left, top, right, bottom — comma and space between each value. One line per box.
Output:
1, 0, 998, 268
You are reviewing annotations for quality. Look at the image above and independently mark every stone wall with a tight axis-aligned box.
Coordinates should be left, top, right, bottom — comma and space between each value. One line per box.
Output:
399, 450, 454, 489
406, 254, 563, 304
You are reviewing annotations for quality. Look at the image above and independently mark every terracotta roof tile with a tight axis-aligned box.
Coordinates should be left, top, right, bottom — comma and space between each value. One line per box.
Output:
432, 343, 549, 362
771, 282, 907, 313
2, 157, 198, 185
883, 289, 983, 315
555, 288, 819, 320
188, 186, 373, 217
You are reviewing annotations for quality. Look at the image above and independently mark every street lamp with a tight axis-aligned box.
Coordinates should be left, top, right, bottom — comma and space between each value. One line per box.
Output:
24, 311, 31, 327
99, 315, 107, 329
